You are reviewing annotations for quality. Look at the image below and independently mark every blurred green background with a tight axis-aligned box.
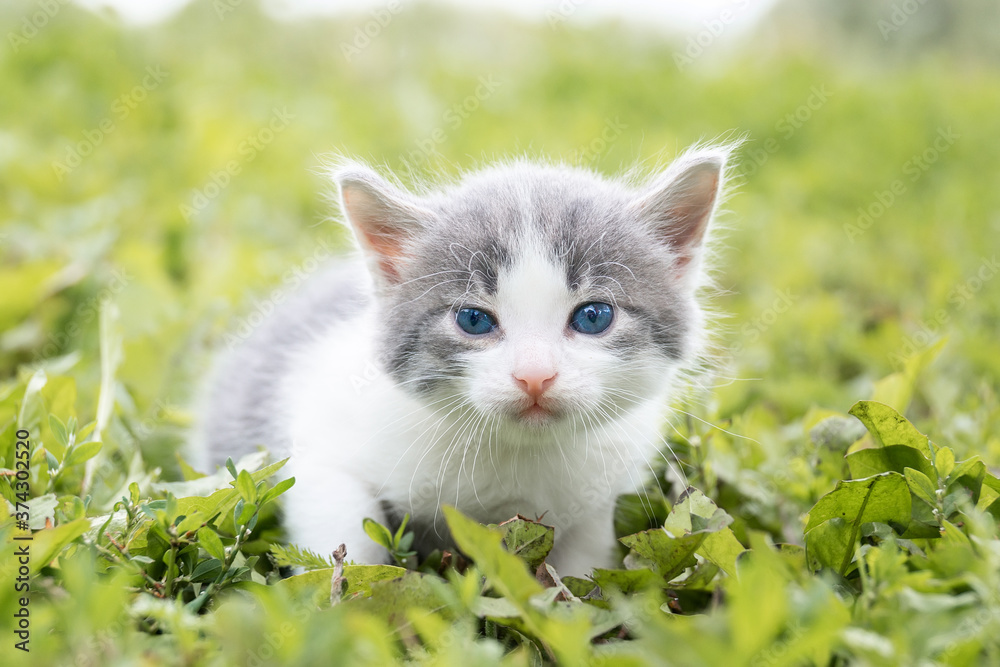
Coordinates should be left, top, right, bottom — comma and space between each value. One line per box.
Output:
2, 0, 997, 465
3, 1, 1000, 664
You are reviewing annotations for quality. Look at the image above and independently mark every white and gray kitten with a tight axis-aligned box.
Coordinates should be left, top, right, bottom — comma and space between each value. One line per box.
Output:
195, 146, 731, 575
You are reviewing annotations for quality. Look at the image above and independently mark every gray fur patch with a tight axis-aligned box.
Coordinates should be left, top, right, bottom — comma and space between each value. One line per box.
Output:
375, 162, 697, 391
198, 265, 367, 464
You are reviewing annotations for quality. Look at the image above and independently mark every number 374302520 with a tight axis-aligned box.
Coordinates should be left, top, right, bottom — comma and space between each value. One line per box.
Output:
13, 429, 31, 517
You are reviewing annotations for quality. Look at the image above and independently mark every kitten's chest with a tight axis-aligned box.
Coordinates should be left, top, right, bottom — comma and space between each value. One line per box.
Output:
373, 415, 649, 524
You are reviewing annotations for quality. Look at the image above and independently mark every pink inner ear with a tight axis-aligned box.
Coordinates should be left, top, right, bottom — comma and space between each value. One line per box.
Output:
343, 188, 408, 283
645, 164, 720, 275
667, 169, 718, 247
362, 224, 406, 283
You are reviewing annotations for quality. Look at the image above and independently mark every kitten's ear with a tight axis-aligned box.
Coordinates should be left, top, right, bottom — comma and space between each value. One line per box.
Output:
335, 165, 435, 285
630, 150, 727, 278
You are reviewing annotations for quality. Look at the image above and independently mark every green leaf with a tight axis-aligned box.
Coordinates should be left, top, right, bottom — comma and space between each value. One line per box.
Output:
190, 558, 223, 583
197, 527, 226, 562
848, 401, 930, 451
237, 502, 257, 527
225, 457, 237, 480
806, 473, 912, 532
698, 527, 745, 578
48, 414, 69, 449
76, 420, 96, 442
941, 488, 971, 518
233, 498, 244, 527
846, 445, 935, 480
249, 457, 289, 482
664, 489, 734, 535
363, 518, 394, 550
983, 473, 1000, 494
496, 515, 555, 570
259, 477, 295, 505
805, 473, 912, 574
270, 543, 334, 570
620, 528, 702, 582
472, 592, 623, 644
65, 440, 102, 467
469, 594, 522, 620
27, 493, 60, 530
672, 489, 743, 577
804, 518, 854, 573
591, 568, 661, 594
939, 519, 969, 546
274, 564, 409, 603
235, 469, 256, 503
170, 459, 288, 535
950, 456, 986, 485
393, 513, 410, 544
620, 489, 734, 582
17, 369, 47, 433
29, 518, 90, 576
984, 496, 1000, 521
442, 505, 544, 603
559, 576, 597, 598
176, 453, 206, 482
904, 467, 939, 507
948, 460, 990, 512
353, 572, 441, 630
935, 447, 956, 479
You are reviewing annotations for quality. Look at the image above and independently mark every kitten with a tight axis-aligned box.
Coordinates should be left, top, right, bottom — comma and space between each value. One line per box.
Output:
195, 146, 731, 576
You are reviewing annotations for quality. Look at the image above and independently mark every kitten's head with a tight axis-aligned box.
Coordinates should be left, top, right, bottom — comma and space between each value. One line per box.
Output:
334, 148, 731, 440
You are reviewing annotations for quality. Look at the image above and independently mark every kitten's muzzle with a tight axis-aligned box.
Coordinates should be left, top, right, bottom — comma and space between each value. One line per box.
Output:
516, 402, 559, 426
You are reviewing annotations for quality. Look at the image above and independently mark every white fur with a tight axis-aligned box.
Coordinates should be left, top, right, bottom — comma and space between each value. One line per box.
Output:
278, 246, 678, 575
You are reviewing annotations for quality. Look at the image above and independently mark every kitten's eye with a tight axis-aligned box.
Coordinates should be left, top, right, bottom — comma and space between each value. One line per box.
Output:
570, 302, 614, 335
456, 308, 497, 335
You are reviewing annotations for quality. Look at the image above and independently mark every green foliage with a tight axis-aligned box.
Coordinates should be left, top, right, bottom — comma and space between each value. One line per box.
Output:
363, 513, 418, 569
619, 489, 739, 581
2, 0, 1000, 664
494, 515, 556, 571
269, 542, 335, 571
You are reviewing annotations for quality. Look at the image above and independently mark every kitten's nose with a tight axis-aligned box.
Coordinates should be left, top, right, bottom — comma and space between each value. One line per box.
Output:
513, 367, 557, 400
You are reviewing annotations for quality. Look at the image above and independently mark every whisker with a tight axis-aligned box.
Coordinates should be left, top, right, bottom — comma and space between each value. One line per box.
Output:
374, 394, 468, 497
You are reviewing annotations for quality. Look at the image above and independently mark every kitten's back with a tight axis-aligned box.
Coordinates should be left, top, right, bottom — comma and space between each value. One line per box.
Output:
194, 262, 368, 468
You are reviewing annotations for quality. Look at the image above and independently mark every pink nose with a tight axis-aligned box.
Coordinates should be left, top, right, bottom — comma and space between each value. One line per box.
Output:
513, 368, 557, 400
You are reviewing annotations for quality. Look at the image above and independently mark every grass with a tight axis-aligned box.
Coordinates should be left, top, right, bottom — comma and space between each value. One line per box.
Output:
2, 1, 1000, 664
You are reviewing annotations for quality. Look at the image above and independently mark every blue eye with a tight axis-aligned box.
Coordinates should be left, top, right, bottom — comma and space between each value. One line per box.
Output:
570, 302, 614, 335
456, 308, 497, 335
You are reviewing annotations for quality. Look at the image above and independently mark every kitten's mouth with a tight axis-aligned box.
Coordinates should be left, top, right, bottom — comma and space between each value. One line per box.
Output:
517, 402, 556, 424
